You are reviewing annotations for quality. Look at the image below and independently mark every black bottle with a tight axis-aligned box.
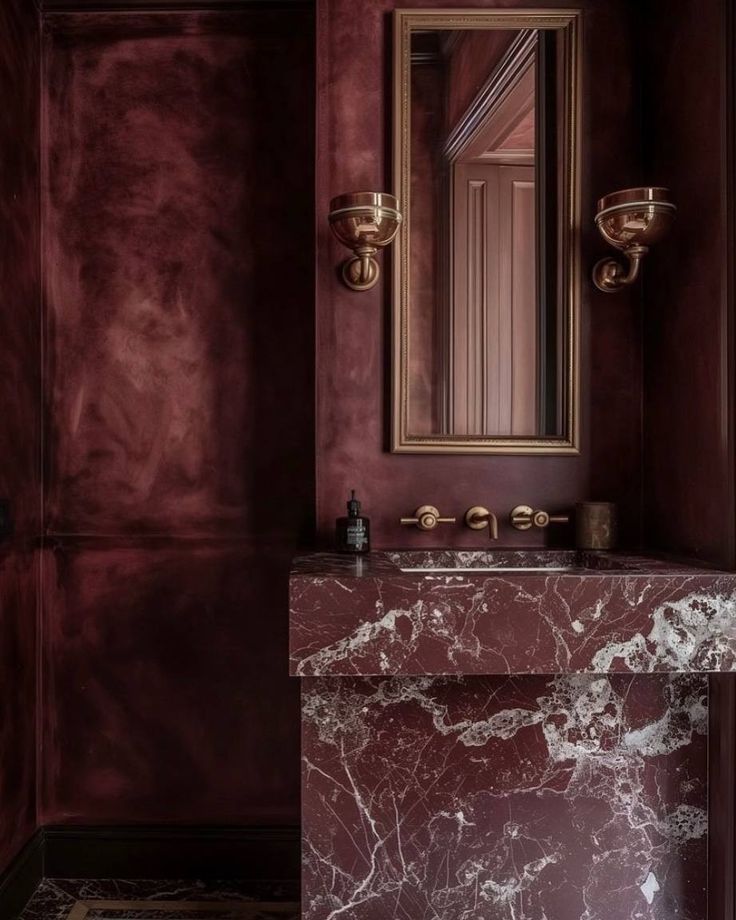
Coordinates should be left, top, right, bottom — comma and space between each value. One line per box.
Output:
336, 491, 370, 554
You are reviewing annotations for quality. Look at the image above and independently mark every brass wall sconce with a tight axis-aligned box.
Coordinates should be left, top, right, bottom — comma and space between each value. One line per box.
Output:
328, 192, 402, 291
593, 187, 676, 293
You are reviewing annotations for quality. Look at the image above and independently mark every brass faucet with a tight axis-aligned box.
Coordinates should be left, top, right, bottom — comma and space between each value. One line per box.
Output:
464, 506, 499, 540
400, 505, 456, 531
510, 505, 570, 531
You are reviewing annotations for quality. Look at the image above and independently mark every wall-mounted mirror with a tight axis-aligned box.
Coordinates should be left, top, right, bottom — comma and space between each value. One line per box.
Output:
392, 10, 581, 454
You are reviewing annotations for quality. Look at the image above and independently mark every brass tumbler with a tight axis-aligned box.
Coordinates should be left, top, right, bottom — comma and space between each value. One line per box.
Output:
576, 502, 618, 550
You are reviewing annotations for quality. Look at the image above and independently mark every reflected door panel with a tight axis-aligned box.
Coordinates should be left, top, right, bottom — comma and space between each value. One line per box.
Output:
451, 164, 536, 436
406, 27, 547, 440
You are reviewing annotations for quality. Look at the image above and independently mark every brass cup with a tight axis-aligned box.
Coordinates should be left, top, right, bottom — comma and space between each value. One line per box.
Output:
328, 192, 402, 291
575, 502, 618, 550
593, 187, 676, 292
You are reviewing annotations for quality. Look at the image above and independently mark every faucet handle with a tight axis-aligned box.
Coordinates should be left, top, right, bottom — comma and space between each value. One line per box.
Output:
510, 504, 570, 531
400, 505, 456, 531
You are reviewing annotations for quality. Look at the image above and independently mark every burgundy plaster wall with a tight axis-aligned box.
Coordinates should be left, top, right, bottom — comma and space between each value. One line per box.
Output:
0, 0, 41, 542
316, 0, 643, 550
0, 554, 39, 869
41, 9, 314, 825
641, 0, 733, 568
41, 543, 300, 823
0, 0, 41, 871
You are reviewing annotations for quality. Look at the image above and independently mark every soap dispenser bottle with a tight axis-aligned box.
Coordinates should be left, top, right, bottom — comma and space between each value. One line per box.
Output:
336, 490, 370, 554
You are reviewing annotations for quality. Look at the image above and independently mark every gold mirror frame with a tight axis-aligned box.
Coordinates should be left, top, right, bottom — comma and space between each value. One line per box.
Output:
391, 8, 581, 454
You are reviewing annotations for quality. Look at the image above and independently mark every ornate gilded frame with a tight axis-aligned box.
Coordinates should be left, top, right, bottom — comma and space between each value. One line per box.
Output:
391, 9, 582, 454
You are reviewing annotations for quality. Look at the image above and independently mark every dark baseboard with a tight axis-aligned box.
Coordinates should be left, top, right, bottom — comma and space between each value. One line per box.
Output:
42, 824, 301, 881
0, 824, 299, 918
0, 832, 44, 920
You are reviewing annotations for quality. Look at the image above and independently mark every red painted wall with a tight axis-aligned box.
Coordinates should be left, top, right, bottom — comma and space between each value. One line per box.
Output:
0, 0, 41, 871
0, 0, 724, 842
40, 9, 314, 825
316, 0, 643, 550
641, 0, 734, 568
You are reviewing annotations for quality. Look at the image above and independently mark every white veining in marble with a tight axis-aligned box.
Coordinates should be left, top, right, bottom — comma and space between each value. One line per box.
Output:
302, 674, 707, 920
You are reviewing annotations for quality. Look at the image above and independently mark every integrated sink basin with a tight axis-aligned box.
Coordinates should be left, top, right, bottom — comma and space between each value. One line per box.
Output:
392, 548, 659, 574
399, 565, 575, 571
289, 549, 736, 676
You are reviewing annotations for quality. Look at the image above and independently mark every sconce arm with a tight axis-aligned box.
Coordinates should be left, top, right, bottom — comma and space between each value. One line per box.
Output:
593, 245, 648, 293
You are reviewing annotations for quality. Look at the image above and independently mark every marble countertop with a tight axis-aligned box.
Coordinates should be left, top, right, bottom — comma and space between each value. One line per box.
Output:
289, 550, 736, 677
290, 549, 710, 578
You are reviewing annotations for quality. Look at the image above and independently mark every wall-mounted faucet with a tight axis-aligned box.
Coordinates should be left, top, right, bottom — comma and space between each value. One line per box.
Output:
464, 506, 498, 540
400, 505, 456, 531
510, 505, 570, 531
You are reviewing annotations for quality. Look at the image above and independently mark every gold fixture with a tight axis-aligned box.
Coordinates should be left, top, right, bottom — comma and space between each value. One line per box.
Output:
400, 505, 456, 531
391, 9, 581, 455
576, 502, 618, 550
593, 187, 676, 293
510, 505, 570, 531
328, 192, 402, 291
464, 506, 499, 540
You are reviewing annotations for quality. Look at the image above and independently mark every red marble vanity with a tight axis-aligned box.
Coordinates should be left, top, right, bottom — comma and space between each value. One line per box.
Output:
290, 551, 736, 920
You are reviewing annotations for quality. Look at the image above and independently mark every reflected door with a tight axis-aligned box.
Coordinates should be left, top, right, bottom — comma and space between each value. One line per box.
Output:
451, 163, 536, 435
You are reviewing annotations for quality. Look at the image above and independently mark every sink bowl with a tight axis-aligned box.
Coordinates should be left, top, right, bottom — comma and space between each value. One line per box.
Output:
388, 549, 656, 574
399, 565, 573, 572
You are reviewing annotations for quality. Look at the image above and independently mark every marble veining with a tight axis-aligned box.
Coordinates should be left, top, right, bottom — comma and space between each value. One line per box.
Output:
302, 674, 707, 920
290, 552, 736, 676
292, 552, 723, 920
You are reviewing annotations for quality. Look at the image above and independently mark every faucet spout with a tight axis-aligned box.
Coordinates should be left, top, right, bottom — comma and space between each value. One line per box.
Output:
487, 512, 498, 540
464, 506, 498, 540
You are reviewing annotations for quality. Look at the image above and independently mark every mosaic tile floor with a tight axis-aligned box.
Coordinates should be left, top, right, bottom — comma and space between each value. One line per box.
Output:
19, 880, 300, 920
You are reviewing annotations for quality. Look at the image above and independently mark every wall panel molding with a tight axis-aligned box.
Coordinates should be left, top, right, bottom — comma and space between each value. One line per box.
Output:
41, 1, 307, 11
40, 0, 314, 828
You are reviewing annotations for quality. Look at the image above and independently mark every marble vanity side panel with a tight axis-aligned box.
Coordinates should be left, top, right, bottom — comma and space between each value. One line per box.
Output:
291, 573, 736, 676
302, 674, 708, 920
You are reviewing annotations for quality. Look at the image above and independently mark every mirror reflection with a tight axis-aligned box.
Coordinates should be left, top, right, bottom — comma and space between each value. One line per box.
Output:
400, 21, 573, 447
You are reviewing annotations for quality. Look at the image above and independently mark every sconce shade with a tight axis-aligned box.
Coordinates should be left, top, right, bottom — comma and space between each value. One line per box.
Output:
593, 187, 676, 292
595, 187, 676, 250
328, 192, 402, 291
